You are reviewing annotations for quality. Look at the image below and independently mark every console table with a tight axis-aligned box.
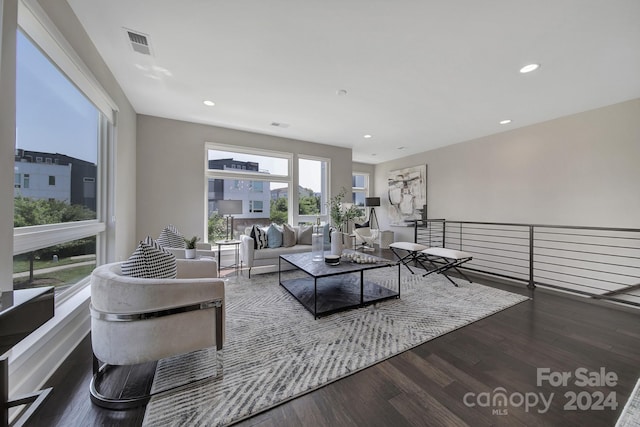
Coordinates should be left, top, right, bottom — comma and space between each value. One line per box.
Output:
1, 287, 55, 427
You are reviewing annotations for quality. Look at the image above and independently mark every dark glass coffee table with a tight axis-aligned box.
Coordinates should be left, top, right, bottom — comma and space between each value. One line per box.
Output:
279, 250, 400, 318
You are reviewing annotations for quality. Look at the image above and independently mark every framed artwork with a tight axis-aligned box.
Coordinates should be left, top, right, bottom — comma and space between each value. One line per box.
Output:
387, 164, 427, 226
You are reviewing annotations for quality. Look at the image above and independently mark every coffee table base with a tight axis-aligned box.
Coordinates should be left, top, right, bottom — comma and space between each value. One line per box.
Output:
280, 274, 399, 318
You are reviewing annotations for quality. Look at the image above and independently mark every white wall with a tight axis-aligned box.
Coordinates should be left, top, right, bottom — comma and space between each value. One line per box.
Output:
374, 99, 640, 243
136, 115, 353, 245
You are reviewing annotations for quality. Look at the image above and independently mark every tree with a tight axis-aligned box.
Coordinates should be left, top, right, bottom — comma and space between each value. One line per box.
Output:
14, 196, 97, 284
299, 195, 320, 215
208, 213, 226, 241
14, 196, 95, 227
270, 197, 288, 224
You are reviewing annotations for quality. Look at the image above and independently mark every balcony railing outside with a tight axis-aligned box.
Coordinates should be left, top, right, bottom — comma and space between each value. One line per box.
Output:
414, 220, 640, 308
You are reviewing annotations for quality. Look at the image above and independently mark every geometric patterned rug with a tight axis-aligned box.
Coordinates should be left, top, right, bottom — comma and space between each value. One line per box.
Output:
143, 267, 529, 426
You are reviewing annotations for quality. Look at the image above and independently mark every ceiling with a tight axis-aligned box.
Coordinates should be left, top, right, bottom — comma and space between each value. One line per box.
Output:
66, 0, 640, 164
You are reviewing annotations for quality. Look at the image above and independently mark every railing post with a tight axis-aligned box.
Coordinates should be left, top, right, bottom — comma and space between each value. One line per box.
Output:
528, 225, 536, 289
413, 221, 418, 244
442, 221, 446, 248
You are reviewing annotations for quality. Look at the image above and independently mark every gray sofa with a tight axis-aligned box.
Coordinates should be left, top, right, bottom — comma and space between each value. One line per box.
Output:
240, 225, 312, 277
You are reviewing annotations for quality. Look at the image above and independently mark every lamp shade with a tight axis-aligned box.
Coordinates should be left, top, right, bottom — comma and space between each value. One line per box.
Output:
217, 200, 243, 215
365, 197, 380, 207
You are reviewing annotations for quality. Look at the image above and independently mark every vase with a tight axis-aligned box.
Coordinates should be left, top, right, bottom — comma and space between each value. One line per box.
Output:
311, 224, 324, 261
185, 248, 196, 259
330, 230, 343, 256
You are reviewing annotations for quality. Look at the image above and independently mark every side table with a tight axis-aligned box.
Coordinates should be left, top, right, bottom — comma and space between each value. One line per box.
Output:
214, 239, 241, 275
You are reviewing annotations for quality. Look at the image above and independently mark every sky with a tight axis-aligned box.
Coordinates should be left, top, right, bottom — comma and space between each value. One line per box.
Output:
16, 31, 99, 164
207, 149, 322, 192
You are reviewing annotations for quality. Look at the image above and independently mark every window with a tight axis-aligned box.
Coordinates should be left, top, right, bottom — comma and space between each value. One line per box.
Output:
13, 29, 107, 297
352, 173, 370, 207
206, 145, 292, 240
250, 181, 264, 192
14, 173, 21, 188
298, 157, 328, 220
249, 200, 263, 213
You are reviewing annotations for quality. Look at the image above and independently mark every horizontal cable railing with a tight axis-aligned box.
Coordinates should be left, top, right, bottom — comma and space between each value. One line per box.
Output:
414, 220, 640, 308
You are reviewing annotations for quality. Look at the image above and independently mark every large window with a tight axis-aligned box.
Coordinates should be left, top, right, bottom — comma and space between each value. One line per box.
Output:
298, 157, 328, 223
13, 29, 107, 297
206, 145, 292, 240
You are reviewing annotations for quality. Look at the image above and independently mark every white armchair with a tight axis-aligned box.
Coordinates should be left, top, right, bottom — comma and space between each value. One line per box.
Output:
354, 227, 379, 251
89, 258, 224, 409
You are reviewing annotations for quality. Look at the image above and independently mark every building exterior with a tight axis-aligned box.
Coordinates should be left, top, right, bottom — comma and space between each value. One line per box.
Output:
14, 149, 97, 212
207, 158, 271, 220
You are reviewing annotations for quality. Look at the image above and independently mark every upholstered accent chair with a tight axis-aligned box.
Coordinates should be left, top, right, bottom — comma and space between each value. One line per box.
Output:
354, 227, 379, 251
89, 258, 225, 409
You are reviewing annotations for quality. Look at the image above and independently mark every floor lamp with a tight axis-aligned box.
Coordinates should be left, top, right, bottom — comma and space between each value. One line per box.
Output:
217, 200, 243, 241
365, 197, 380, 230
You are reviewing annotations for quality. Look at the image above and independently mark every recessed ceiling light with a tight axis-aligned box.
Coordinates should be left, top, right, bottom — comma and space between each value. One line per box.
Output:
363, 134, 372, 139
336, 89, 348, 96
397, 146, 405, 150
203, 100, 215, 106
519, 63, 540, 73
371, 153, 377, 156
499, 119, 512, 125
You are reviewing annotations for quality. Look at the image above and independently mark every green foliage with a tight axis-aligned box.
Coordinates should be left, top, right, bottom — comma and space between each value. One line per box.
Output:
208, 213, 226, 241
299, 195, 320, 215
327, 187, 363, 231
14, 196, 95, 227
183, 235, 201, 249
270, 197, 288, 225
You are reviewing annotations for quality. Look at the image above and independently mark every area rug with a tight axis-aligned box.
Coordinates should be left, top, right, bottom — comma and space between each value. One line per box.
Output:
616, 377, 640, 427
143, 267, 529, 426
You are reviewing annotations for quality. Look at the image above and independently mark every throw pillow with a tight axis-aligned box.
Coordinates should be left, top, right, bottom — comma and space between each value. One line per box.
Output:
298, 225, 312, 245
282, 224, 296, 247
157, 224, 184, 248
250, 225, 268, 249
323, 223, 332, 245
121, 239, 177, 279
267, 224, 283, 248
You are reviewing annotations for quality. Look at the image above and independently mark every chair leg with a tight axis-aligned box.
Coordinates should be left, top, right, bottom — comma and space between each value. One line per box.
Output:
391, 248, 431, 274
421, 256, 472, 287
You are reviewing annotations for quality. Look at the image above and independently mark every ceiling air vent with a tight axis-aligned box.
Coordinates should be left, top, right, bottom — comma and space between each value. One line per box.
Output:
271, 122, 290, 128
126, 29, 152, 55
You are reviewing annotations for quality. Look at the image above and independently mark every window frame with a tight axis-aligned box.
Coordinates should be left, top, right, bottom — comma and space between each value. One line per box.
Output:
12, 3, 115, 302
297, 154, 330, 224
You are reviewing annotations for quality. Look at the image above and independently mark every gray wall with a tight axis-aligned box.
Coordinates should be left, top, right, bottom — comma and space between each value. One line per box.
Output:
374, 99, 640, 243
136, 115, 353, 247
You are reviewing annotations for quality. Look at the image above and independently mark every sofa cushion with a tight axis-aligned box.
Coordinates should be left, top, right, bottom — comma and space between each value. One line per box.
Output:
251, 225, 269, 249
323, 223, 332, 245
121, 238, 177, 279
157, 224, 184, 248
267, 224, 283, 248
253, 244, 310, 260
298, 225, 312, 245
282, 224, 296, 247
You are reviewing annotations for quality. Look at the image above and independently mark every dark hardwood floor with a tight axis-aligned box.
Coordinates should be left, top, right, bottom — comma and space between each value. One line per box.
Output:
24, 254, 640, 427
